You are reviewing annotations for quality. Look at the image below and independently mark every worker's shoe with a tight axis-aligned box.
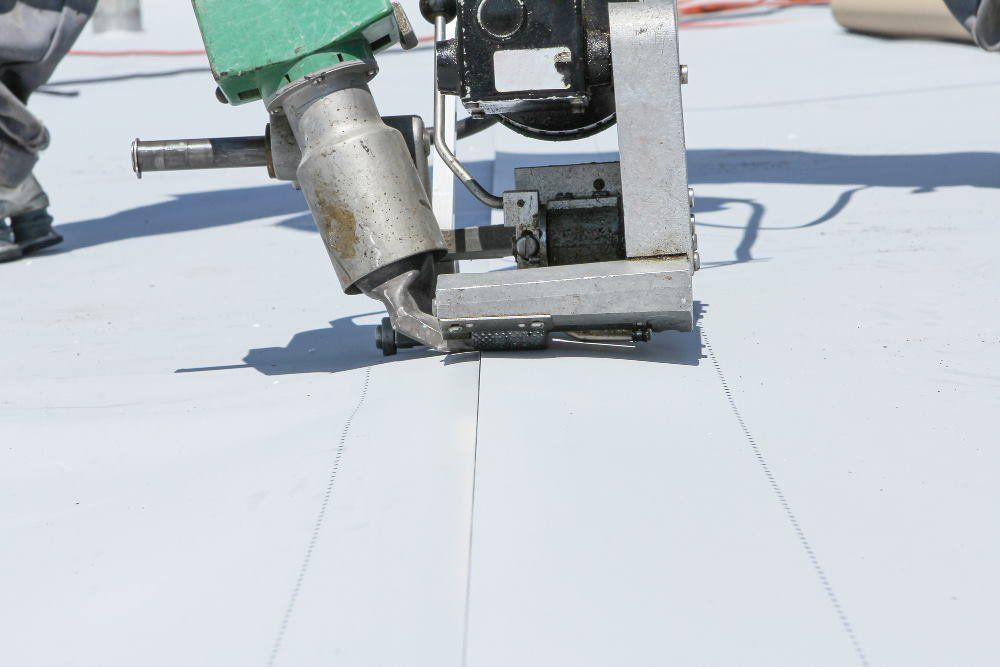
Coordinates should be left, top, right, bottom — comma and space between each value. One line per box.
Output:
0, 175, 61, 255
0, 222, 22, 263
12, 208, 62, 254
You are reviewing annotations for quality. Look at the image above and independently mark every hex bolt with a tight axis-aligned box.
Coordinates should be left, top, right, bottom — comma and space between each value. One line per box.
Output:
689, 187, 695, 208
693, 252, 702, 272
448, 324, 465, 334
393, 2, 421, 50
530, 321, 545, 330
680, 65, 689, 84
632, 327, 653, 343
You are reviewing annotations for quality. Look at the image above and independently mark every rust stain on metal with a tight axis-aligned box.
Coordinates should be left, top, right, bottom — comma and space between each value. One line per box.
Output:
315, 193, 359, 260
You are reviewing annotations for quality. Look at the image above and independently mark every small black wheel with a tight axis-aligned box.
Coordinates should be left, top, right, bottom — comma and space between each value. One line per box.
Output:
376, 317, 398, 356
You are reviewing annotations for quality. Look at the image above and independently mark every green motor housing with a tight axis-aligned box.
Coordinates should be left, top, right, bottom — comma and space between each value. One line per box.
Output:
192, 0, 400, 104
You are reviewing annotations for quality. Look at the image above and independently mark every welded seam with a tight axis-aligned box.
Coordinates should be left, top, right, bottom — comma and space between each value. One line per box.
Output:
704, 333, 870, 667
460, 353, 484, 667
267, 366, 372, 667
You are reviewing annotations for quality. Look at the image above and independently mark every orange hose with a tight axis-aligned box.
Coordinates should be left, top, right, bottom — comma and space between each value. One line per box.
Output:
679, 0, 827, 14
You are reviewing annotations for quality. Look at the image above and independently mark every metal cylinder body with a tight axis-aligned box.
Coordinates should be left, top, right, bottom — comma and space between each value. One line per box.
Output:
265, 116, 301, 181
832, 0, 972, 42
274, 66, 446, 293
132, 137, 267, 177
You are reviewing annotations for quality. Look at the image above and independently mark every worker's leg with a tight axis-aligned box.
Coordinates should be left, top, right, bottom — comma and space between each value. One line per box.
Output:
0, 72, 37, 262
0, 1, 97, 260
945, 0, 1000, 50
0, 78, 46, 192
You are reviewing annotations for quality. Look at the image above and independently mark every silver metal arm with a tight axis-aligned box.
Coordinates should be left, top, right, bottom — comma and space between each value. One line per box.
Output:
131, 137, 267, 178
433, 15, 503, 210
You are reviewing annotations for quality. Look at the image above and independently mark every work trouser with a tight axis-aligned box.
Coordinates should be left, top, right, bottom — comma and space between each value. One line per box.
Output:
0, 0, 96, 188
945, 0, 1000, 49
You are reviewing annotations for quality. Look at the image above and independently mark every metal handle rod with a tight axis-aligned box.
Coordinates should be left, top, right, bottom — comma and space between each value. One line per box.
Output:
433, 15, 503, 210
427, 116, 499, 144
131, 136, 267, 179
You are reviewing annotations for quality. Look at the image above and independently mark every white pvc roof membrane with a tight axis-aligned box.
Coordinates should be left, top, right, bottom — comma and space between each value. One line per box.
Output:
2, 2, 999, 665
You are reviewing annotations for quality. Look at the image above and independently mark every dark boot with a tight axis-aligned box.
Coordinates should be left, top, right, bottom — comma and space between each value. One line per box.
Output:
12, 208, 63, 254
0, 222, 22, 263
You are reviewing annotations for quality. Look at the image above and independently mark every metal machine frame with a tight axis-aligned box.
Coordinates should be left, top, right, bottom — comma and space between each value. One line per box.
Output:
131, 0, 698, 355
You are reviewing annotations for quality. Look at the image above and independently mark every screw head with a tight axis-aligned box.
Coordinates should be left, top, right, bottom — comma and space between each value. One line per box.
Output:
515, 233, 541, 261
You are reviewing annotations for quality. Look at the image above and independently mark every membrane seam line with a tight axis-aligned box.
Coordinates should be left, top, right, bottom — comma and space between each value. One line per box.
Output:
704, 332, 870, 667
460, 352, 484, 667
267, 366, 373, 667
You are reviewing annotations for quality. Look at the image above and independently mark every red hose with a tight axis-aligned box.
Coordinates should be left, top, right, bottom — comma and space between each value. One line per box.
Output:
679, 0, 827, 12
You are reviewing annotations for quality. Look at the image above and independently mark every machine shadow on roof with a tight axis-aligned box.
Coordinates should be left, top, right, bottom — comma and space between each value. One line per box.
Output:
44, 149, 999, 258
174, 303, 707, 376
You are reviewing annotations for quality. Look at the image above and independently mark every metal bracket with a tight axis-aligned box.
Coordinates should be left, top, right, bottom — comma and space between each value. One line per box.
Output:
435, 257, 693, 333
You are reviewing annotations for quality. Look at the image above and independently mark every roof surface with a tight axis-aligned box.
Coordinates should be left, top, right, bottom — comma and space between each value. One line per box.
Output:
2, 2, 999, 665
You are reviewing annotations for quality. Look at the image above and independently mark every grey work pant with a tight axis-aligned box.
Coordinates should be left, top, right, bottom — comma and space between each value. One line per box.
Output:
0, 0, 97, 187
945, 0, 1000, 50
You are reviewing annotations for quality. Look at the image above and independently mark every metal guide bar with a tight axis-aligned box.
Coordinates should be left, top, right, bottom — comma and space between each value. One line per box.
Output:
610, 0, 692, 258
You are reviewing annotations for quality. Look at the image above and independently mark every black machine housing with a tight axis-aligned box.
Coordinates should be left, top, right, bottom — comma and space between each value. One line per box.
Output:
435, 0, 616, 140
